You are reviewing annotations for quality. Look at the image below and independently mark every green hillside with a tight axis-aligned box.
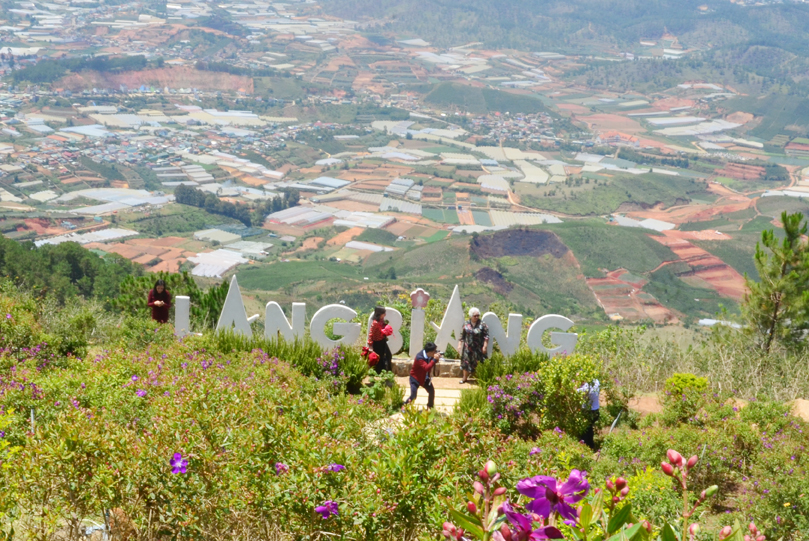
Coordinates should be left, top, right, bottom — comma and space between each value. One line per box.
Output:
424, 83, 549, 114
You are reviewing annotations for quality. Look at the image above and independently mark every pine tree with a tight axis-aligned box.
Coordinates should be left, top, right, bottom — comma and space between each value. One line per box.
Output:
743, 211, 809, 352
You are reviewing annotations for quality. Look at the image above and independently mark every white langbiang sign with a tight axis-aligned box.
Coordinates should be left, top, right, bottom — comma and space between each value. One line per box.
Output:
175, 276, 578, 358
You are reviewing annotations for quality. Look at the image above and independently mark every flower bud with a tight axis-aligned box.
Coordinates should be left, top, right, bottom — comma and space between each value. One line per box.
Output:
613, 496, 620, 503
719, 526, 733, 540
704, 485, 719, 498
749, 523, 758, 535
467, 502, 477, 514
667, 449, 684, 467
689, 523, 700, 535
473, 481, 485, 494
615, 477, 627, 490
493, 487, 507, 496
643, 521, 652, 533
744, 536, 752, 541
478, 469, 489, 482
687, 455, 699, 469
661, 462, 675, 476
756, 536, 766, 541
486, 460, 498, 476
605, 479, 615, 491
499, 524, 513, 541
620, 486, 629, 497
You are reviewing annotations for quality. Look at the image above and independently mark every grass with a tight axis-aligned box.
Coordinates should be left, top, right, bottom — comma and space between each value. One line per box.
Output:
355, 228, 399, 246
424, 82, 549, 114
253, 76, 307, 100
120, 205, 235, 236
725, 95, 809, 141
536, 221, 678, 277
644, 264, 739, 319
237, 261, 363, 290
679, 218, 734, 231
522, 173, 710, 216
757, 196, 809, 217
424, 230, 450, 243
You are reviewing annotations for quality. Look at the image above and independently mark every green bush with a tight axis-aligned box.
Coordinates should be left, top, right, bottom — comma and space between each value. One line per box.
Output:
664, 373, 709, 396
661, 373, 712, 426
484, 353, 602, 437
476, 346, 550, 388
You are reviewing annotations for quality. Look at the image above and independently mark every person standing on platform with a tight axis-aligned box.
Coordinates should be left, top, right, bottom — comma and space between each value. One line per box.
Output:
147, 279, 172, 324
404, 342, 440, 409
367, 306, 393, 373
458, 307, 488, 384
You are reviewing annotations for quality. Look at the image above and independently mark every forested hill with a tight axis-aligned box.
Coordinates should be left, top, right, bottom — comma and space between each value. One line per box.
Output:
324, 0, 809, 53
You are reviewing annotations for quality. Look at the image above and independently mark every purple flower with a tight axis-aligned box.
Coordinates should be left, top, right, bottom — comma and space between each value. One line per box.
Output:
327, 463, 345, 472
529, 447, 542, 456
136, 389, 147, 397
131, 375, 139, 382
170, 452, 188, 474
516, 469, 589, 522
315, 500, 339, 519
5, 314, 11, 319
0, 431, 4, 438
275, 462, 289, 475
501, 501, 563, 540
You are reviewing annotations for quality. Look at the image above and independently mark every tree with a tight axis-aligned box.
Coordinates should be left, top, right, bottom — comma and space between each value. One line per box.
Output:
742, 211, 809, 352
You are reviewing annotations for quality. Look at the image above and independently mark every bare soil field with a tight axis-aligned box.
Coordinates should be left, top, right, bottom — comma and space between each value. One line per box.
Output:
327, 226, 364, 246
650, 236, 746, 300
587, 269, 678, 323
626, 199, 752, 224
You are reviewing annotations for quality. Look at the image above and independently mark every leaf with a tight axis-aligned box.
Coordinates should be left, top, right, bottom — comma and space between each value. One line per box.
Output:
579, 502, 593, 531
449, 508, 485, 538
608, 505, 632, 534
605, 523, 642, 541
660, 523, 679, 541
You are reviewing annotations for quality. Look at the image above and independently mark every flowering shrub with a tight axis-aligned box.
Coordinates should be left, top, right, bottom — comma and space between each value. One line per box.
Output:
485, 353, 601, 437
445, 451, 770, 541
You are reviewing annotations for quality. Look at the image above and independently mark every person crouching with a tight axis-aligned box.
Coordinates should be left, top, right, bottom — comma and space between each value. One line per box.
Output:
404, 342, 441, 409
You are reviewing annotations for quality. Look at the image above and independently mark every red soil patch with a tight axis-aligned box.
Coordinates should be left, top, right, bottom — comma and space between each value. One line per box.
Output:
662, 230, 730, 241
625, 199, 752, 224
650, 236, 747, 299
587, 269, 678, 323
327, 227, 364, 246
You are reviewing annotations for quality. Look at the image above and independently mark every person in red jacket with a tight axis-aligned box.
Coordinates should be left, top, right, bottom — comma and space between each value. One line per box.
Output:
368, 306, 393, 373
147, 279, 172, 324
404, 342, 441, 409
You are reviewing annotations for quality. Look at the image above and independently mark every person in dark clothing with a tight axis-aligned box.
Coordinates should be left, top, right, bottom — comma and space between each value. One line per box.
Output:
147, 279, 172, 324
404, 342, 441, 409
367, 306, 393, 373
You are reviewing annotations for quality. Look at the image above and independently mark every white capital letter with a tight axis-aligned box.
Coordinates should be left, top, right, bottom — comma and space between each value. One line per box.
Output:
367, 307, 403, 354
409, 308, 426, 357
430, 284, 464, 354
482, 312, 522, 357
310, 304, 361, 349
525, 314, 577, 358
265, 302, 306, 341
216, 276, 252, 337
175, 295, 191, 337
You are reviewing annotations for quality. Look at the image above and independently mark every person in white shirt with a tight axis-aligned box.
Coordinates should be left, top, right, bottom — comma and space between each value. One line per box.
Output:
577, 379, 600, 449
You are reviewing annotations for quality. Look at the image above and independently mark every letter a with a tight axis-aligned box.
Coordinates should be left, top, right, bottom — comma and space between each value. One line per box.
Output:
430, 284, 464, 354
216, 275, 252, 336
